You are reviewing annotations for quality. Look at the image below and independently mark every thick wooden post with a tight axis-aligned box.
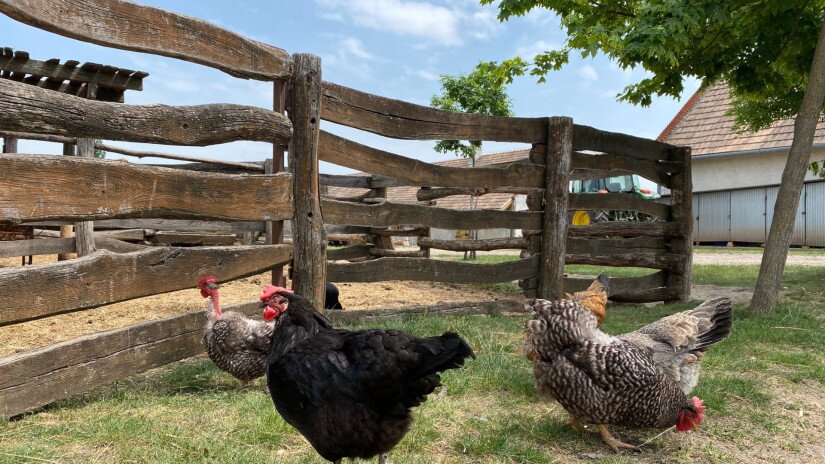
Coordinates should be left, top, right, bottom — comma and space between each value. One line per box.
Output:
73, 84, 98, 257
58, 142, 76, 261
538, 117, 572, 299
288, 54, 326, 309
666, 146, 693, 301
372, 187, 395, 250
267, 79, 288, 286
2, 136, 18, 153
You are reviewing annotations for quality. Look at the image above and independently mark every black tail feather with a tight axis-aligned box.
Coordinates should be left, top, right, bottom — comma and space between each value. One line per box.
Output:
694, 299, 733, 352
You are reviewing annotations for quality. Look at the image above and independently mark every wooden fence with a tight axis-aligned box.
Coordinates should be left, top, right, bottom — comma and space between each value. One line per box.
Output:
0, 0, 691, 418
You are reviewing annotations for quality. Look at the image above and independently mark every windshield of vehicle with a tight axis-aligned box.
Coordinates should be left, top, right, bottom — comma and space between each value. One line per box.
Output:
571, 175, 634, 193
604, 175, 633, 193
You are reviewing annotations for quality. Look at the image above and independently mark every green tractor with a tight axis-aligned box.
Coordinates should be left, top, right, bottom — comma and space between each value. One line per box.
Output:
569, 174, 658, 225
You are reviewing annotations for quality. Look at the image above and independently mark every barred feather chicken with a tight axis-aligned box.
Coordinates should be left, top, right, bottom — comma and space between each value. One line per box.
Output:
261, 286, 475, 464
198, 276, 274, 386
525, 296, 732, 453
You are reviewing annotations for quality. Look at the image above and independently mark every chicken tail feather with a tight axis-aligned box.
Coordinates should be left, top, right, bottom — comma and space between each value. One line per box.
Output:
693, 298, 733, 352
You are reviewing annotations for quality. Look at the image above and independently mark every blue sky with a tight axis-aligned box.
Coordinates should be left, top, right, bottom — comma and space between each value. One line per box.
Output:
1, 0, 699, 177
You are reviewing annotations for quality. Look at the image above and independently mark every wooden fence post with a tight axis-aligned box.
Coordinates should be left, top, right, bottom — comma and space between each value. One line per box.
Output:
73, 84, 98, 257
2, 136, 17, 153
666, 146, 693, 301
58, 142, 76, 261
537, 117, 572, 299
289, 54, 326, 309
267, 79, 288, 286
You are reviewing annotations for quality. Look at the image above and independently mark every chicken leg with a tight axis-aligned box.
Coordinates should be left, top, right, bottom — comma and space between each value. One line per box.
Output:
378, 453, 388, 464
569, 415, 596, 434
595, 424, 639, 454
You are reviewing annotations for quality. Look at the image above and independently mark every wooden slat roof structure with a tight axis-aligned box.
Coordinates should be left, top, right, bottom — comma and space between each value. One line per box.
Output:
0, 47, 148, 102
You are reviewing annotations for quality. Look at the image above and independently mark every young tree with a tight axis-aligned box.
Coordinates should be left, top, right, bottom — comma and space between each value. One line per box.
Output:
480, 0, 825, 313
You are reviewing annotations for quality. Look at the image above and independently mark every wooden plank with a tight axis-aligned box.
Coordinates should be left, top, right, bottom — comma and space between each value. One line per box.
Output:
369, 248, 426, 258
320, 173, 372, 189
327, 245, 374, 261
566, 237, 667, 255
0, 244, 292, 326
418, 237, 527, 251
327, 256, 539, 283
563, 271, 668, 297
567, 221, 680, 238
91, 219, 265, 233
0, 0, 291, 80
321, 198, 542, 230
569, 193, 671, 219
319, 131, 545, 188
0, 300, 261, 419
74, 116, 97, 257
571, 151, 673, 188
417, 186, 536, 202
321, 81, 545, 142
327, 299, 528, 325
96, 143, 265, 171
327, 233, 372, 244
0, 79, 292, 146
572, 124, 676, 162
539, 117, 572, 299
0, 154, 293, 223
2, 135, 17, 153
150, 231, 236, 246
289, 54, 326, 310
666, 146, 693, 301
370, 227, 428, 237
0, 52, 145, 91
0, 237, 75, 258
565, 249, 685, 272
95, 237, 146, 253
269, 79, 288, 287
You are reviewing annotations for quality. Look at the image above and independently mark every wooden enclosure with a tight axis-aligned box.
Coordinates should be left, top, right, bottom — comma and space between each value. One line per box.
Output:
0, 0, 691, 418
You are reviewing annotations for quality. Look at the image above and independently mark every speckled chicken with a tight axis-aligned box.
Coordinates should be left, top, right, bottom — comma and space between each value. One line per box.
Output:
525, 296, 732, 452
198, 276, 274, 386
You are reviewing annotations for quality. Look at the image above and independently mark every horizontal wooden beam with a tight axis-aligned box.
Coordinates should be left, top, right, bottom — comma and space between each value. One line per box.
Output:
370, 227, 428, 237
0, 79, 292, 146
0, 299, 261, 419
0, 155, 293, 223
0, 51, 145, 91
0, 237, 74, 258
419, 237, 527, 251
565, 248, 684, 272
96, 143, 265, 172
0, 0, 292, 80
321, 81, 546, 142
571, 151, 673, 188
566, 236, 667, 255
327, 299, 528, 325
417, 186, 536, 202
0, 244, 292, 326
568, 193, 671, 219
149, 231, 236, 246
567, 221, 681, 238
563, 271, 668, 297
572, 124, 676, 162
369, 248, 427, 258
327, 245, 374, 261
321, 198, 541, 230
327, 256, 539, 283
319, 131, 544, 188
320, 173, 372, 189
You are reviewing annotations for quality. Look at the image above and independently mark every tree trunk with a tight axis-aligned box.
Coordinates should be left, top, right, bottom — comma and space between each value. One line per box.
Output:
750, 16, 825, 314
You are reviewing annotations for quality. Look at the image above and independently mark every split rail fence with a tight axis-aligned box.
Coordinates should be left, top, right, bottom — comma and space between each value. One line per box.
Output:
0, 0, 691, 419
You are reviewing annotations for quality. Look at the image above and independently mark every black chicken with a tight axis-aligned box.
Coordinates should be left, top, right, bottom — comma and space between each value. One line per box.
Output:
260, 285, 475, 463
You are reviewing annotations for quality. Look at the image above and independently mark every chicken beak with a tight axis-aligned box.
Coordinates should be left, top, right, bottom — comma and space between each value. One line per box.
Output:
691, 422, 700, 431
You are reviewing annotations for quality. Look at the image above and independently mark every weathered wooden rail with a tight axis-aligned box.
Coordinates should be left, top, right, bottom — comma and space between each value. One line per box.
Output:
0, 0, 692, 419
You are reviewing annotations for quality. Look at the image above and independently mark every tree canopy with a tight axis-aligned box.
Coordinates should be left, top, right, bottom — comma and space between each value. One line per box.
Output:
480, 0, 824, 132
430, 64, 514, 159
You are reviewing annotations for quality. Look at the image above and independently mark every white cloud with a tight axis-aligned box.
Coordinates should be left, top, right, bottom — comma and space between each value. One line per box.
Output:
516, 40, 562, 60
578, 64, 598, 82
316, 0, 462, 45
465, 10, 500, 40
414, 69, 439, 81
342, 37, 375, 60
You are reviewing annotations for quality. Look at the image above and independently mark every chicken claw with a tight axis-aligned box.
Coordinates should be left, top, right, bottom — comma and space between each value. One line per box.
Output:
596, 424, 640, 454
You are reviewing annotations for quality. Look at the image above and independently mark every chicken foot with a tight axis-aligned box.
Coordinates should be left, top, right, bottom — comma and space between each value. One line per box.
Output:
569, 415, 597, 434
595, 424, 640, 454
378, 453, 389, 464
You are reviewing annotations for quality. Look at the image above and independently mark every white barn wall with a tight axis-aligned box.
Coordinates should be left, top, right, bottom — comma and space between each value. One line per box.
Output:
692, 147, 825, 193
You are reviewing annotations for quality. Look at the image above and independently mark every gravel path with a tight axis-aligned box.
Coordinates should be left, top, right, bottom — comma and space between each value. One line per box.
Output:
693, 251, 825, 266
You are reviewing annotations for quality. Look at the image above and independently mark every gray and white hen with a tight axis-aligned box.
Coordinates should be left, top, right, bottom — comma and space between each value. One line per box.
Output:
525, 296, 732, 452
198, 276, 274, 386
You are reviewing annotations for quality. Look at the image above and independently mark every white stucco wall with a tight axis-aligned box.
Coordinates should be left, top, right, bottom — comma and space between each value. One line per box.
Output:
691, 147, 825, 193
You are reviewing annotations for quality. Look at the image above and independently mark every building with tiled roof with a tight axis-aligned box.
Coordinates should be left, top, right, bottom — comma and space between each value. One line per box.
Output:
659, 83, 825, 246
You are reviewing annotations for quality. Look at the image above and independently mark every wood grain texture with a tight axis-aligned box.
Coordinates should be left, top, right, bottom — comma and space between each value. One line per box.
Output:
0, 299, 261, 419
0, 155, 293, 223
320, 173, 372, 189
0, 237, 75, 258
321, 198, 542, 230
149, 231, 236, 246
0, 0, 291, 80
0, 244, 292, 325
572, 124, 676, 162
327, 256, 539, 283
74, 133, 96, 257
96, 143, 265, 171
418, 237, 527, 251
89, 219, 265, 233
0, 51, 145, 91
567, 221, 680, 238
416, 186, 536, 202
327, 245, 374, 261
569, 193, 671, 219
563, 271, 667, 297
370, 227, 428, 237
2, 135, 17, 153
327, 299, 528, 325
321, 81, 546, 142
318, 131, 544, 188
369, 248, 426, 258
0, 79, 292, 146
571, 151, 673, 187
539, 117, 572, 299
289, 54, 326, 309
666, 146, 693, 301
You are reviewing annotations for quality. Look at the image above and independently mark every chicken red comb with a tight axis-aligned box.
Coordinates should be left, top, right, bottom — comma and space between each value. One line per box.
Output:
198, 276, 218, 287
691, 396, 705, 415
260, 285, 293, 301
